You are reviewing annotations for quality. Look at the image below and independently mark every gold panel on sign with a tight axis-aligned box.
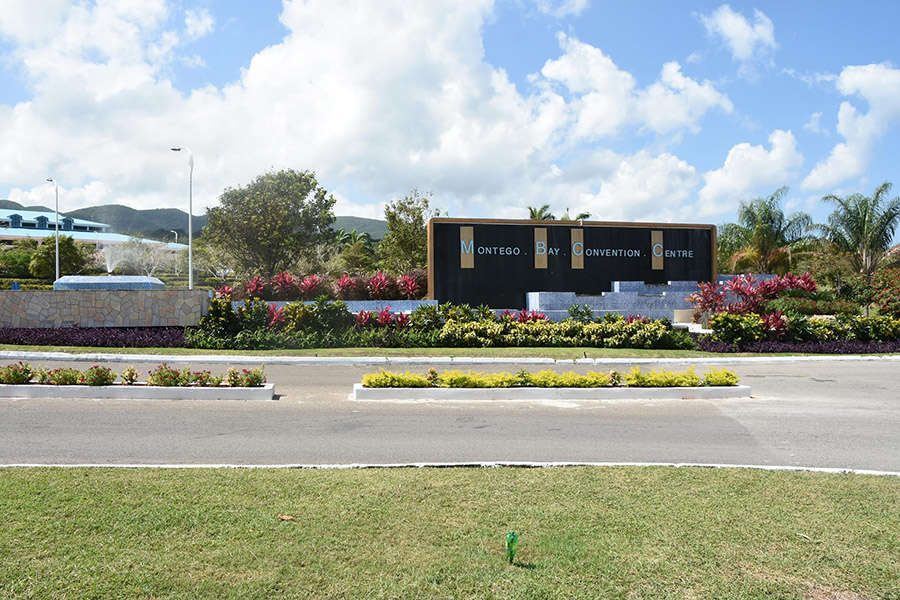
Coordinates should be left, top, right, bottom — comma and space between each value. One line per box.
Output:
651, 230, 664, 270
571, 228, 583, 270
460, 226, 474, 269
534, 228, 547, 269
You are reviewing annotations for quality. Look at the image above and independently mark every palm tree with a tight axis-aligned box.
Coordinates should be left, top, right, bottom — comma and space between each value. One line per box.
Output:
819, 182, 900, 277
559, 208, 591, 221
527, 205, 555, 220
728, 187, 813, 274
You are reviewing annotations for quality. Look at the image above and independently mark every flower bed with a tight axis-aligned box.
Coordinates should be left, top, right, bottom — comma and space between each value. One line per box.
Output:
353, 367, 749, 402
0, 326, 184, 348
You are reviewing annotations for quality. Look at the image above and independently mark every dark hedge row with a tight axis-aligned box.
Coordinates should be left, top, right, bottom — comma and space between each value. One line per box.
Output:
0, 327, 185, 348
697, 337, 900, 354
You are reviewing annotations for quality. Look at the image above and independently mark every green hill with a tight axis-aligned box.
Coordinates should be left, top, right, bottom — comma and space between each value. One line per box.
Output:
3, 199, 386, 241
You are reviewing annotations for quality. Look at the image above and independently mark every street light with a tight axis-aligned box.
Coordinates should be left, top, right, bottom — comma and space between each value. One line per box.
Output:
170, 229, 178, 245
170, 147, 193, 290
46, 177, 59, 281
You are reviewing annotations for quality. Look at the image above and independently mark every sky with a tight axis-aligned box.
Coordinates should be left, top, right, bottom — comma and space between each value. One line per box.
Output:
0, 0, 899, 230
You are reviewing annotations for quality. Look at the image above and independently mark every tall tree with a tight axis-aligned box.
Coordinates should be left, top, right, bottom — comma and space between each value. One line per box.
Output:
819, 182, 900, 277
28, 236, 91, 279
559, 208, 591, 221
378, 189, 440, 273
728, 187, 813, 274
204, 170, 336, 278
527, 204, 555, 220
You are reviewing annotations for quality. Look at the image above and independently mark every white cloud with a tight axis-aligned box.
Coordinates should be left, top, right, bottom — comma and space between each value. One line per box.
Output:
540, 34, 731, 139
699, 129, 803, 215
802, 63, 900, 190
184, 7, 214, 40
533, 0, 590, 18
0, 1, 723, 225
803, 111, 827, 135
699, 4, 775, 63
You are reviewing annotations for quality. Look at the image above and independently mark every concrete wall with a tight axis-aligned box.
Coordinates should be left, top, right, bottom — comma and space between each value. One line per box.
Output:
0, 290, 209, 328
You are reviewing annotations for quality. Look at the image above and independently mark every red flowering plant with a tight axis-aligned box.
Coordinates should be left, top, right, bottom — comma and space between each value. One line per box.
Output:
376, 306, 395, 327
516, 309, 548, 323
626, 314, 649, 324
335, 274, 357, 299
397, 273, 419, 299
244, 275, 268, 299
761, 310, 788, 340
367, 271, 395, 300
394, 312, 410, 328
215, 284, 234, 299
355, 310, 375, 328
298, 274, 326, 300
267, 304, 285, 328
688, 272, 819, 316
271, 271, 298, 300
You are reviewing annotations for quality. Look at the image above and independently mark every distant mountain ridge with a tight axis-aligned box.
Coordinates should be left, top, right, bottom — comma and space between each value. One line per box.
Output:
0, 199, 387, 241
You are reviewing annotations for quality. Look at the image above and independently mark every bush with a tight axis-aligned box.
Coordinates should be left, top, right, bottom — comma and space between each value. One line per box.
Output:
872, 268, 900, 318
567, 304, 594, 323
362, 368, 733, 388
708, 313, 765, 347
83, 365, 115, 386
0, 361, 34, 384
120, 366, 140, 385
764, 296, 859, 316
271, 272, 299, 301
298, 274, 329, 300
44, 368, 84, 385
703, 368, 739, 386
147, 363, 190, 386
624, 366, 701, 387
226, 367, 266, 387
367, 271, 395, 300
0, 327, 185, 348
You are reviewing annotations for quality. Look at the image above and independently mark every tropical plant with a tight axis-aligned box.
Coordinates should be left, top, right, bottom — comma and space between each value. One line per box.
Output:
725, 187, 813, 274
559, 208, 591, 221
527, 204, 555, 220
377, 189, 440, 273
819, 182, 900, 277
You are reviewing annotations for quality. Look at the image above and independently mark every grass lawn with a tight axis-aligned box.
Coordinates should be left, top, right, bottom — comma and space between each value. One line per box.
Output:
0, 343, 876, 359
1, 467, 897, 599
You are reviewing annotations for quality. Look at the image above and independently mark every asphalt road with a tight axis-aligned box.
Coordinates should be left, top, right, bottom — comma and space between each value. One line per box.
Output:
1, 358, 898, 470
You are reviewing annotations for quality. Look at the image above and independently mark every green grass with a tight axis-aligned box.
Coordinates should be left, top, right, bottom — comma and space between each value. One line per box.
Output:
1, 467, 897, 599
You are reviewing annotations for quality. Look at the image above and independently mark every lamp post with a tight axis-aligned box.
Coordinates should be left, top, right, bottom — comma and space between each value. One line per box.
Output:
170, 147, 193, 290
170, 229, 178, 245
46, 177, 59, 281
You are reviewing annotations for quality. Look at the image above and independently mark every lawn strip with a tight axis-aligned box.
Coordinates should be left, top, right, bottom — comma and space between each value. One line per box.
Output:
1, 467, 896, 599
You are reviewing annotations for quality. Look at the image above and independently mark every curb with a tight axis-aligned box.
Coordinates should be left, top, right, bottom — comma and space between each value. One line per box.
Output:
350, 383, 752, 402
0, 461, 896, 477
1, 350, 899, 366
0, 382, 275, 401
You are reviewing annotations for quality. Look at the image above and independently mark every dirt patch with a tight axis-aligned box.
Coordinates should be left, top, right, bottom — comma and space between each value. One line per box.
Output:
802, 582, 874, 600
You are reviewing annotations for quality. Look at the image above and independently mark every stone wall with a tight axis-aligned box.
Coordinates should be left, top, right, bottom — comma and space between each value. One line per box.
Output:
0, 290, 209, 328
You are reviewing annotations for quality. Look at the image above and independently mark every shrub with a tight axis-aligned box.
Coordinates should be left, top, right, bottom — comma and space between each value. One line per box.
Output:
567, 304, 594, 323
46, 368, 83, 385
688, 272, 818, 316
197, 297, 241, 337
872, 268, 900, 318
624, 366, 701, 387
244, 275, 269, 299
0, 361, 34, 384
0, 327, 185, 348
120, 366, 140, 385
703, 368, 739, 386
271, 271, 298, 300
397, 273, 419, 299
299, 274, 328, 300
764, 296, 859, 316
83, 365, 115, 386
190, 370, 224, 387
236, 297, 273, 331
708, 313, 765, 347
335, 274, 358, 300
367, 271, 395, 300
362, 369, 430, 388
410, 304, 443, 330
224, 366, 266, 387
147, 363, 190, 387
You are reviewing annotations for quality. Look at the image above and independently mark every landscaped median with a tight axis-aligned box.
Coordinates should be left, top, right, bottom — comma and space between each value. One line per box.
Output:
352, 366, 751, 401
0, 362, 274, 401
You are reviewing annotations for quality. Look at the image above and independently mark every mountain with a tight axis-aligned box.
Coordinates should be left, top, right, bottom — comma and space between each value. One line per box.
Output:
3, 199, 387, 241
333, 216, 387, 240
0, 199, 53, 212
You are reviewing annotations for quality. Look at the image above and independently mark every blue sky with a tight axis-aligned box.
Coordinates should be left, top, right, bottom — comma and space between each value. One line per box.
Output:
0, 0, 898, 233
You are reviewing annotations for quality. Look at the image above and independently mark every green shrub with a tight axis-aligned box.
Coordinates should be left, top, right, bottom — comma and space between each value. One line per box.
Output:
362, 370, 430, 388
709, 313, 765, 347
120, 366, 140, 385
225, 366, 266, 387
83, 365, 115, 386
196, 296, 241, 337
0, 361, 34, 384
190, 370, 224, 387
703, 368, 739, 386
624, 366, 702, 387
520, 370, 616, 388
236, 297, 272, 331
409, 304, 443, 330
567, 304, 594, 323
842, 315, 900, 342
147, 364, 191, 387
46, 368, 83, 386
765, 296, 859, 316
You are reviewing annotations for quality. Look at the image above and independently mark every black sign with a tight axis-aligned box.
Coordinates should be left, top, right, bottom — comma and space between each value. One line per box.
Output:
428, 219, 715, 307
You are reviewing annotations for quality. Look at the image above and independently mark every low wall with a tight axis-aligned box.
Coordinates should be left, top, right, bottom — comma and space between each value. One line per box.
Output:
0, 290, 209, 328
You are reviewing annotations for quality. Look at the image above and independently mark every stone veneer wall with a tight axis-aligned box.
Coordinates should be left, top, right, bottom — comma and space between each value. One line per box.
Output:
0, 290, 209, 328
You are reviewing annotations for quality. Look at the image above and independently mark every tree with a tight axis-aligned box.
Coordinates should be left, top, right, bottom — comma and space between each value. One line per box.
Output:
0, 240, 38, 278
204, 170, 336, 278
727, 187, 813, 274
378, 189, 440, 273
559, 208, 591, 221
28, 236, 90, 279
819, 182, 900, 277
527, 204, 555, 220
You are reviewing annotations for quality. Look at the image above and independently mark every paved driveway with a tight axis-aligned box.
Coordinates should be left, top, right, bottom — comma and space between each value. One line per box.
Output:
0, 358, 897, 470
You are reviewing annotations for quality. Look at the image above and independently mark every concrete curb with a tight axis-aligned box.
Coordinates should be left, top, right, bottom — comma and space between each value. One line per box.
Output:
1, 461, 896, 477
1, 350, 899, 366
350, 383, 752, 402
0, 382, 275, 401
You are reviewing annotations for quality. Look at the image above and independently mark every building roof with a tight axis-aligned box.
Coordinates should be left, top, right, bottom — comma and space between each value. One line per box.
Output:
0, 227, 187, 250
0, 209, 109, 229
